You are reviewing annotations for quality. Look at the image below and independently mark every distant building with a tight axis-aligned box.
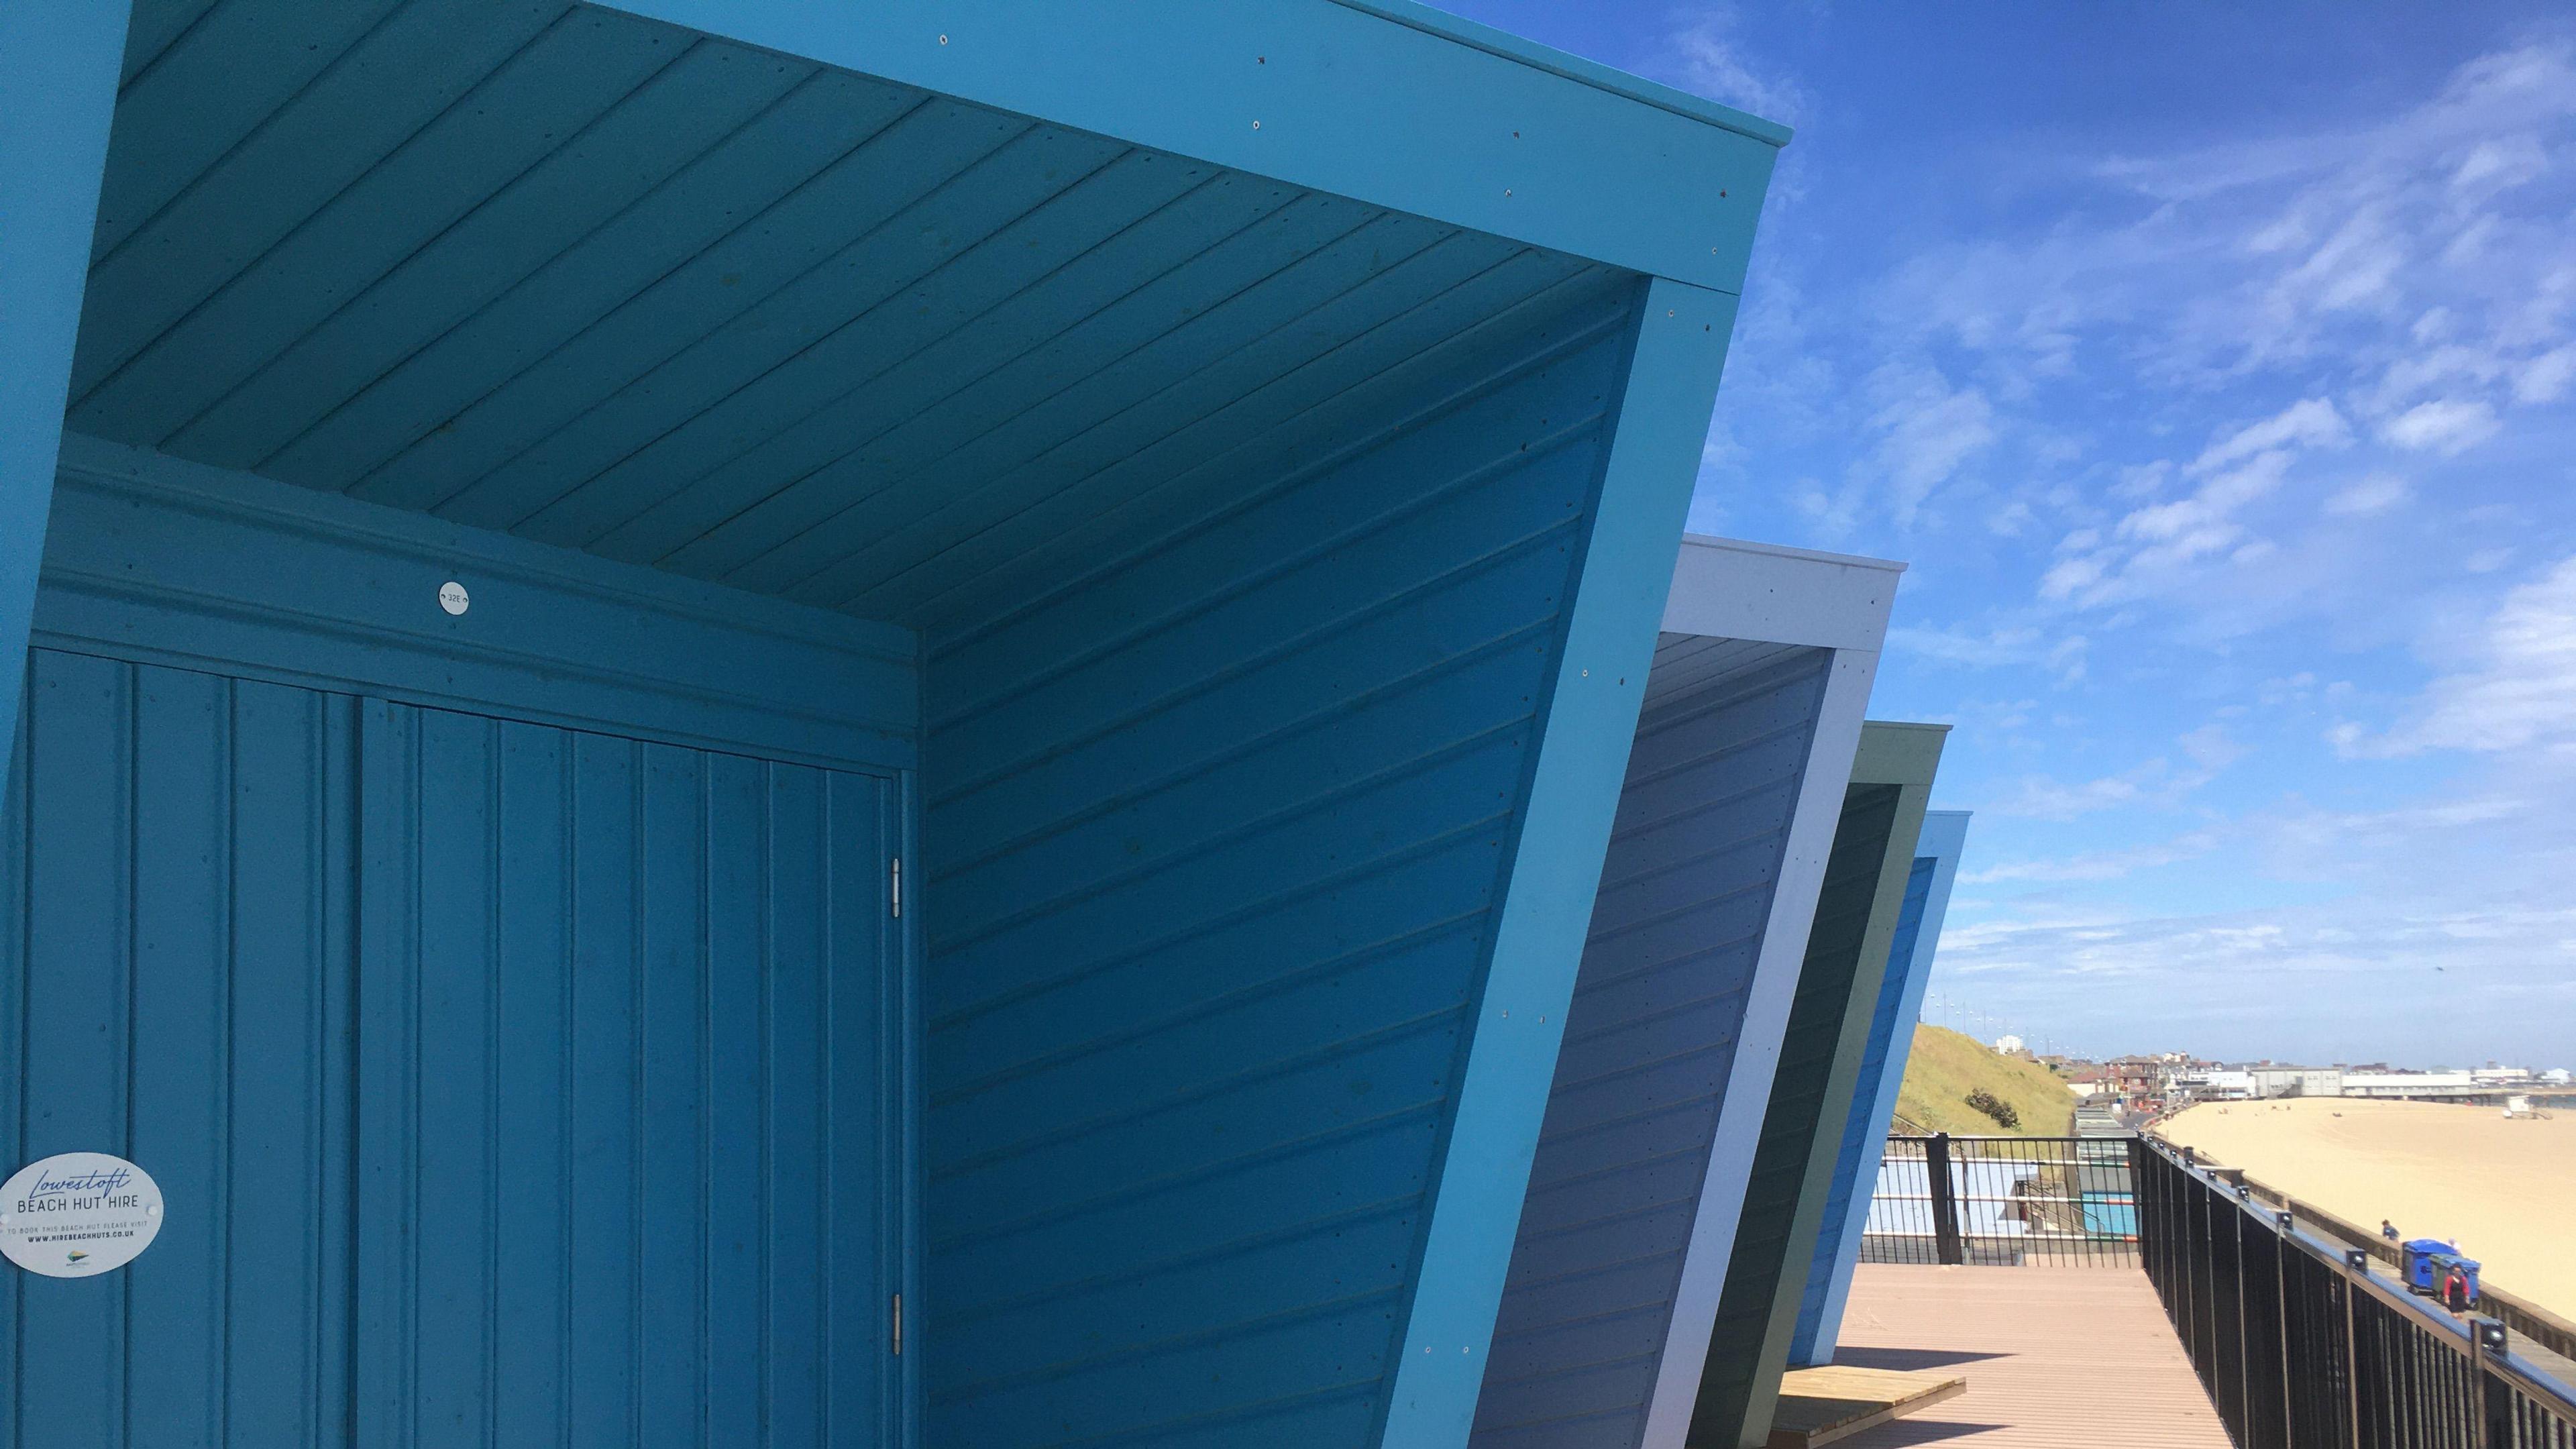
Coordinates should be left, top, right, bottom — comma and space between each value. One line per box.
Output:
2343, 1071, 2481, 1097
1994, 1034, 2025, 1055
2105, 1055, 2172, 1104
2294, 1067, 2345, 1097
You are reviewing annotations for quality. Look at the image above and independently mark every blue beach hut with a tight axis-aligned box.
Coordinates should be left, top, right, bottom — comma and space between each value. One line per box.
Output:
0, 3, 1790, 1446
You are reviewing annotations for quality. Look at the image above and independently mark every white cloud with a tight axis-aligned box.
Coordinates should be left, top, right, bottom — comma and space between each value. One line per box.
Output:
2516, 345, 2576, 404
1664, 14, 1805, 125
2342, 555, 2576, 757
1982, 720, 2247, 820
2041, 399, 2352, 608
1861, 362, 1995, 527
1962, 828, 2221, 884
2190, 396, 2351, 474
1989, 769, 2155, 821
1889, 40, 2576, 435
2267, 794, 2530, 850
2176, 723, 2248, 772
1886, 622, 2088, 682
2380, 397, 2503, 453
2323, 473, 2411, 516
2451, 133, 2548, 197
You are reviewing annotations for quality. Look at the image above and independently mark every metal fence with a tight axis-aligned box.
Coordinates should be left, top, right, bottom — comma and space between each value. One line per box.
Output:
1859, 1132, 2139, 1267
2135, 1136, 2576, 1448
2218, 1170, 2576, 1368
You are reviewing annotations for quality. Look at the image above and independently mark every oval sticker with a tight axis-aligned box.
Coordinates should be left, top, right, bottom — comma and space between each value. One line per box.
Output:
0, 1153, 164, 1278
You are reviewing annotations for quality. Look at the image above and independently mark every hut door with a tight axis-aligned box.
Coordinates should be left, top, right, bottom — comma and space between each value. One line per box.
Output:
351, 696, 902, 1446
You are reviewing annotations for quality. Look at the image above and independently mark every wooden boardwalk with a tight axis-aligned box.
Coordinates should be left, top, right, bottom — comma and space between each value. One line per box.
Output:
1823, 1264, 2233, 1448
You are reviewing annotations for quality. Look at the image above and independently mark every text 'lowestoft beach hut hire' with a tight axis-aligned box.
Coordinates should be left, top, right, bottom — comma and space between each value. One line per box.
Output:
0, 3, 1803, 1446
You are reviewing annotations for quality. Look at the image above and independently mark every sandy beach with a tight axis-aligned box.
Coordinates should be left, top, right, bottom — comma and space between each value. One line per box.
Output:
2157, 1097, 2576, 1320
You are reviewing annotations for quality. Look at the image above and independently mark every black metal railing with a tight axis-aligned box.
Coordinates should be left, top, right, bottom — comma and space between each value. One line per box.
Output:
2135, 1136, 2576, 1448
1859, 1132, 2139, 1267
2218, 1172, 2576, 1367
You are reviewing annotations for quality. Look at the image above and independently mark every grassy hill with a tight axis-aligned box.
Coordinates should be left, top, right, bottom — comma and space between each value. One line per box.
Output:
1891, 1022, 2077, 1136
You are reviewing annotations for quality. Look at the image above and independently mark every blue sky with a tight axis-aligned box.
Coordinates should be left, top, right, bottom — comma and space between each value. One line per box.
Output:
1434, 1, 2576, 1068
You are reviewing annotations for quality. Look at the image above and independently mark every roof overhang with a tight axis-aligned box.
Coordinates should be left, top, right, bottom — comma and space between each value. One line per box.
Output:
594, 0, 1788, 292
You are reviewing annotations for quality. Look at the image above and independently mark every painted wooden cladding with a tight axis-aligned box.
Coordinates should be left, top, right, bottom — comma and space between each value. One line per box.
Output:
916, 281, 1648, 1449
3, 649, 355, 1449
1638, 635, 1811, 712
1684, 784, 1901, 1449
1, 647, 899, 1447
70, 0, 1633, 635
1468, 647, 1831, 1449
1788, 855, 1934, 1364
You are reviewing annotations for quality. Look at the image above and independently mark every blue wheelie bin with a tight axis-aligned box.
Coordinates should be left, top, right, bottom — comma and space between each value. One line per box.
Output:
2403, 1238, 2454, 1294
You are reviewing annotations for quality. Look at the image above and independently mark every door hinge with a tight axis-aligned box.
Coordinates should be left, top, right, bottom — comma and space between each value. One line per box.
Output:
892, 1292, 903, 1354
890, 856, 902, 918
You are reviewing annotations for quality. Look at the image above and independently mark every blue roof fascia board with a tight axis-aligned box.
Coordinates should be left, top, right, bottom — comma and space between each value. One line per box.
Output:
585, 0, 1784, 292
0, 0, 128, 755
1801, 809, 1972, 1365
1377, 276, 1741, 1446
1328, 0, 1792, 146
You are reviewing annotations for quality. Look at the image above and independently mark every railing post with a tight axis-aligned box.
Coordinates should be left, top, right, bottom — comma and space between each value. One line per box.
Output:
2184, 1144, 2205, 1361
2277, 1210, 2298, 1449
2468, 1318, 2511, 1449
2466, 1316, 2487, 1449
1925, 1132, 1963, 1266
2232, 1183, 2255, 1446
2341, 1250, 2367, 1449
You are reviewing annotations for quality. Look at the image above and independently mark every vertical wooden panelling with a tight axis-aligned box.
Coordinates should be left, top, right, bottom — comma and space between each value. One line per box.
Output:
3, 650, 896, 1446
1467, 649, 1831, 1449
356, 702, 896, 1448
19, 653, 139, 1449
0, 655, 19, 1449
764, 760, 827, 1444
494, 720, 575, 1443
637, 741, 709, 1448
411, 709, 499, 1438
228, 678, 361, 1443
5, 651, 356, 1447
918, 282, 1645, 1449
125, 663, 229, 1446
702, 751, 769, 1435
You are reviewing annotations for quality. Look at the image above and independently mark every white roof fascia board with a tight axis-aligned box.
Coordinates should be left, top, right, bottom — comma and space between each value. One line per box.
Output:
1660, 533, 1902, 653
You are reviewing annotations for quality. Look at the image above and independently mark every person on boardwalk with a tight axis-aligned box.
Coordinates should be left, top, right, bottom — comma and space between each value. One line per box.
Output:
2381, 1219, 2399, 1241
2442, 1262, 2472, 1313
